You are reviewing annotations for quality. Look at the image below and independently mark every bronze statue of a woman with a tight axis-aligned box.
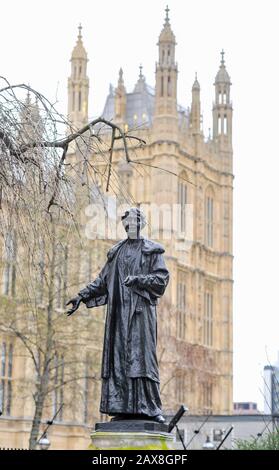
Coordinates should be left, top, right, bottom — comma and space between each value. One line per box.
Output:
66, 207, 169, 423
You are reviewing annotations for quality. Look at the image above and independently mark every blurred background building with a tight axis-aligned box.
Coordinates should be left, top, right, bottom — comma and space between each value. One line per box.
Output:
0, 6, 233, 448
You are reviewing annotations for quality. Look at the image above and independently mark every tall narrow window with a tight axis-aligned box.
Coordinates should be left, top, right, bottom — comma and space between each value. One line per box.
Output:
203, 383, 213, 411
72, 91, 75, 111
84, 359, 89, 423
218, 115, 222, 134
203, 292, 213, 346
160, 76, 164, 97
78, 91, 82, 111
218, 91, 222, 104
175, 375, 185, 403
62, 246, 68, 308
53, 353, 64, 421
0, 341, 13, 416
2, 232, 17, 297
223, 91, 227, 104
118, 166, 132, 204
178, 180, 187, 234
56, 245, 68, 309
38, 240, 45, 305
167, 76, 171, 97
224, 115, 227, 134
177, 271, 187, 340
205, 195, 214, 247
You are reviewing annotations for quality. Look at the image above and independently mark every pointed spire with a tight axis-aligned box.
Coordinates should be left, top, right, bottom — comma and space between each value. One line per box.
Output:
68, 24, 89, 127
192, 72, 200, 90
164, 5, 170, 26
191, 72, 201, 135
213, 50, 232, 144
159, 5, 175, 43
71, 24, 87, 60
118, 67, 124, 87
134, 64, 146, 92
215, 49, 231, 84
115, 67, 126, 122
78, 23, 82, 40
154, 5, 178, 137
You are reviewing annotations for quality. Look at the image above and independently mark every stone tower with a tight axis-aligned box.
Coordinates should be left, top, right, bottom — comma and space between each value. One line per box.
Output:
0, 7, 234, 450
114, 68, 126, 125
190, 73, 201, 136
212, 50, 233, 172
67, 24, 89, 129
153, 6, 178, 139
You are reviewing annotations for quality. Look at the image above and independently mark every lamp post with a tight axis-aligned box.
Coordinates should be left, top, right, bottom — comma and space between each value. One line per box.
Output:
38, 433, 50, 450
202, 435, 215, 450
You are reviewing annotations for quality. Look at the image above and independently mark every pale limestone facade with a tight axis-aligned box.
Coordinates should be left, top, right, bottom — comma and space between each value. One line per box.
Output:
0, 8, 233, 449
67, 9, 233, 416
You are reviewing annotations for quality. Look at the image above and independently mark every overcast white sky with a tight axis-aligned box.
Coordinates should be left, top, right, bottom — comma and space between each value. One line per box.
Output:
1, 0, 279, 412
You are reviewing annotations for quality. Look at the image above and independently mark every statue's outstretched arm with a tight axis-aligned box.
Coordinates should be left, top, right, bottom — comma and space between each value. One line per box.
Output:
66, 262, 108, 316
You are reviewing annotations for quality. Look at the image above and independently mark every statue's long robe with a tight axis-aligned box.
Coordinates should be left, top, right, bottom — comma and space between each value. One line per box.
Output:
78, 237, 169, 416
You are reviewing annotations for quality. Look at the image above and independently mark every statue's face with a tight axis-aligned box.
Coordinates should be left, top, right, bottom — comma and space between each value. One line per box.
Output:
121, 209, 141, 239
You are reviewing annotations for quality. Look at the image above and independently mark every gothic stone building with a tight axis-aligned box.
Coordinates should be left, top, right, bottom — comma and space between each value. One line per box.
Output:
0, 8, 233, 449
67, 9, 233, 417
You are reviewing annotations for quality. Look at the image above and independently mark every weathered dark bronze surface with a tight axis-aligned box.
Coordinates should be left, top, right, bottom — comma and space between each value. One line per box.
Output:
67, 208, 169, 421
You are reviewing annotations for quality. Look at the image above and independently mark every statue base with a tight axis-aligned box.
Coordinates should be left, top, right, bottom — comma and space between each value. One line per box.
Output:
90, 420, 175, 450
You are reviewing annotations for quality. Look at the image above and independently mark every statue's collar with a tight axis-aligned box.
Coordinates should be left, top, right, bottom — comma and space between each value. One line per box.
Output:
107, 237, 164, 261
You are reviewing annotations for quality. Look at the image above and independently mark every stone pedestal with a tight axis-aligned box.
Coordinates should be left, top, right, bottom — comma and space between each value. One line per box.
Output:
90, 420, 175, 450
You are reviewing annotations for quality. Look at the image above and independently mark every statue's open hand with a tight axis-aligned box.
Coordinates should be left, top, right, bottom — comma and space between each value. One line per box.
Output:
123, 275, 138, 287
66, 295, 82, 316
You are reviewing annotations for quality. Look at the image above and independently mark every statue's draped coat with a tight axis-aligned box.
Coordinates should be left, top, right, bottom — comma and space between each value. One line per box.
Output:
78, 237, 169, 416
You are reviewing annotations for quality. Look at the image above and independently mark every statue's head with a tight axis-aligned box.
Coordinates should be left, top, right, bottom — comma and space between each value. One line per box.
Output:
121, 207, 146, 239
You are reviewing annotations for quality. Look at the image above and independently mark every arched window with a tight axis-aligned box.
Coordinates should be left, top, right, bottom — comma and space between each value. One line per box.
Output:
2, 232, 17, 297
203, 291, 213, 346
218, 91, 222, 104
53, 352, 64, 421
72, 91, 75, 111
178, 177, 187, 234
176, 374, 186, 403
78, 91, 82, 111
224, 115, 227, 134
56, 244, 68, 309
0, 341, 13, 415
203, 382, 213, 411
167, 76, 171, 97
176, 271, 187, 340
218, 115, 222, 134
118, 163, 133, 203
205, 188, 214, 247
223, 91, 227, 104
162, 49, 165, 63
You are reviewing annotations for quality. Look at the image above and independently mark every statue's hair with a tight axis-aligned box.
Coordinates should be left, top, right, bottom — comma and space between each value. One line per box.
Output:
121, 207, 146, 229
